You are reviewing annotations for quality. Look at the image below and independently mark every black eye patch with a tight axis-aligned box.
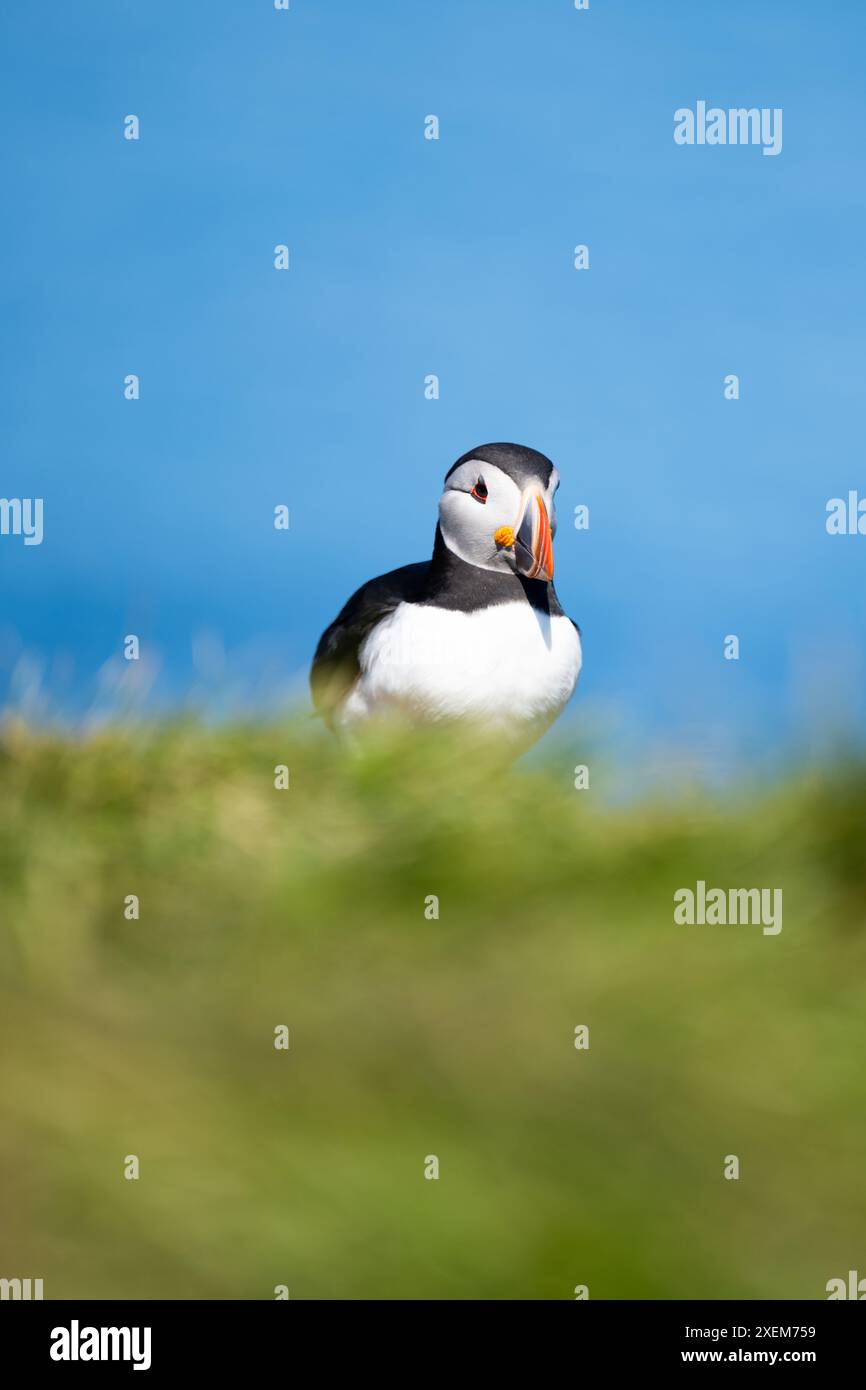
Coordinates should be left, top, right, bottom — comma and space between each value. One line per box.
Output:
470, 479, 488, 503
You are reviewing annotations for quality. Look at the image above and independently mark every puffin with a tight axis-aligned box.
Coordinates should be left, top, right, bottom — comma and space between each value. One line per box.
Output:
310, 443, 582, 749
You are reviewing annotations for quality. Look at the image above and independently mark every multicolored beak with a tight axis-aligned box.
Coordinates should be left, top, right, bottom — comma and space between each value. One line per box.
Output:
513, 488, 554, 582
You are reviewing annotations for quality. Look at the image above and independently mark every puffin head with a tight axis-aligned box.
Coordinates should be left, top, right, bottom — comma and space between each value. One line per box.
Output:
438, 443, 558, 581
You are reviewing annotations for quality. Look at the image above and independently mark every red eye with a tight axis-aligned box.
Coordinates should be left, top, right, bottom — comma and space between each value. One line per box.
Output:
471, 479, 488, 503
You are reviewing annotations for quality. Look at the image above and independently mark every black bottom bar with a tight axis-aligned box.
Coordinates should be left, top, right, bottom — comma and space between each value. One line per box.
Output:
3, 1299, 861, 1375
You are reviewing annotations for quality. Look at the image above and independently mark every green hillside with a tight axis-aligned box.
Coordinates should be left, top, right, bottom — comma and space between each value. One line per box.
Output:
1, 719, 864, 1299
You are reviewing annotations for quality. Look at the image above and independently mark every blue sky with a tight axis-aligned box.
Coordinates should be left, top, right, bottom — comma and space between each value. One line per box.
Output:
2, 0, 865, 762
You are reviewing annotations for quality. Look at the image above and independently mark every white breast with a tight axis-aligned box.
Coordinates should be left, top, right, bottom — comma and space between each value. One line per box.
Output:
339, 600, 582, 732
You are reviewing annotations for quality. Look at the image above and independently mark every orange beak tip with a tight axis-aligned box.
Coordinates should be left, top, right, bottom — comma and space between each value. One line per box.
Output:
535, 497, 554, 581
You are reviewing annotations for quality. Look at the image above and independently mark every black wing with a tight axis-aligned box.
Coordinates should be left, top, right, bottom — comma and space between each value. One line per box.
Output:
310, 562, 430, 727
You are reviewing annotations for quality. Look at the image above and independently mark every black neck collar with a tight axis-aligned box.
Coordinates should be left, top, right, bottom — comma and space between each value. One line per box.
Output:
422, 526, 563, 616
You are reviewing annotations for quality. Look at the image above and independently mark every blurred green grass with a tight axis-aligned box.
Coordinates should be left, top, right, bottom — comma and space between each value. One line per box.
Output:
0, 717, 864, 1300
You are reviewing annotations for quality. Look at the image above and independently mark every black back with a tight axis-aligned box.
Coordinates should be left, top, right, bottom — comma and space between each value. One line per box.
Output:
310, 561, 429, 724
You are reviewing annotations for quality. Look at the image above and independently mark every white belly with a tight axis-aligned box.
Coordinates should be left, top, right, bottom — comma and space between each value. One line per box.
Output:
339, 600, 582, 731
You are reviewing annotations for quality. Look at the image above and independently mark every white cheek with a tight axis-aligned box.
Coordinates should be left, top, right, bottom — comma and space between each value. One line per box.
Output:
439, 494, 512, 572
439, 466, 526, 573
